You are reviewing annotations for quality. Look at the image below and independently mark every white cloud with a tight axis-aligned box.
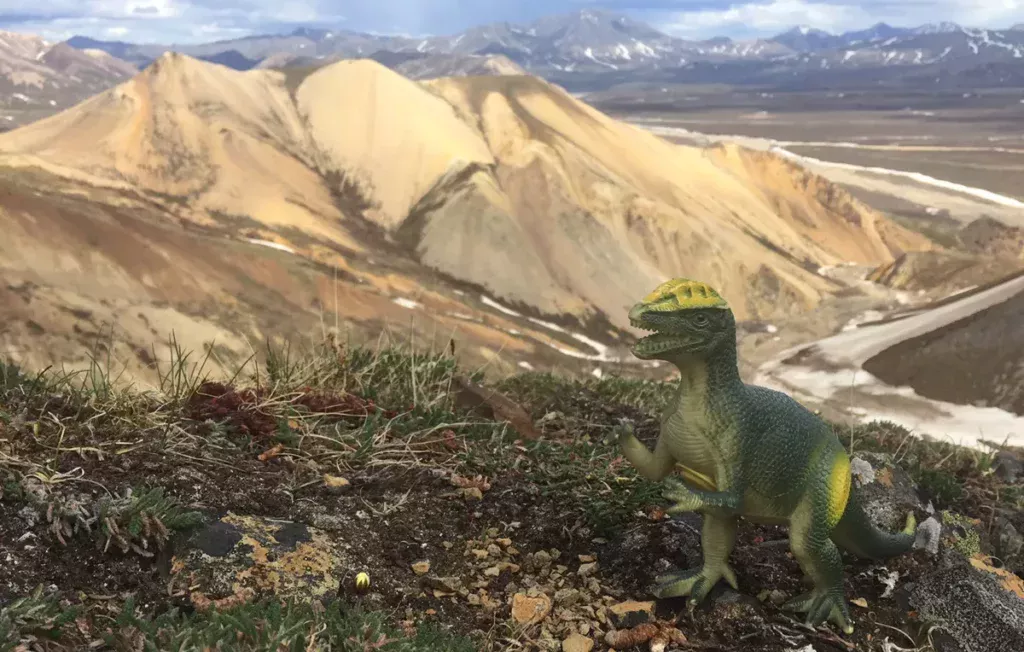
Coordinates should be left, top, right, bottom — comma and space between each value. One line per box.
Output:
1, 0, 1024, 44
0, 0, 346, 43
660, 0, 862, 36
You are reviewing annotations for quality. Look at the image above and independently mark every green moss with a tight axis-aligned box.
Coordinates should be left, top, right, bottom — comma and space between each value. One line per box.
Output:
941, 510, 981, 558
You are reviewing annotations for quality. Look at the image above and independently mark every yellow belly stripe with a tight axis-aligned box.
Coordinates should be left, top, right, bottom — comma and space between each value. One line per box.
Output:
827, 451, 852, 528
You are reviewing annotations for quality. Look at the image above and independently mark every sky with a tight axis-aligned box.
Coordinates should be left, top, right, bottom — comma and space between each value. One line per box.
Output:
0, 0, 1022, 45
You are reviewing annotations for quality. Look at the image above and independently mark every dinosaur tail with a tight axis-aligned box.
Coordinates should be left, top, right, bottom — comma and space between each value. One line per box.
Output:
830, 487, 917, 560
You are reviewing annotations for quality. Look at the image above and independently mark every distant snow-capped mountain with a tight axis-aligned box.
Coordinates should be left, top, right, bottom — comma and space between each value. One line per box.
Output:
62, 11, 1024, 82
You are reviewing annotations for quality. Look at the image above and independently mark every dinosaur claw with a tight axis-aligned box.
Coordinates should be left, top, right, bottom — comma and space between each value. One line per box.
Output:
782, 589, 853, 634
652, 564, 736, 604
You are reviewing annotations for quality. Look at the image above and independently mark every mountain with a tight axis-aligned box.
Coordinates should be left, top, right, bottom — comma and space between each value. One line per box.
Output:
58, 11, 1024, 98
913, 22, 963, 35
839, 23, 912, 44
0, 55, 932, 384
255, 51, 526, 80
0, 32, 136, 129
65, 11, 710, 73
772, 26, 842, 51
867, 217, 1024, 296
389, 53, 526, 79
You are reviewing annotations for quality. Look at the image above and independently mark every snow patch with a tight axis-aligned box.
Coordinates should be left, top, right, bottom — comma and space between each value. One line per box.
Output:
772, 147, 1024, 209
480, 295, 522, 317
245, 238, 296, 254
392, 297, 421, 310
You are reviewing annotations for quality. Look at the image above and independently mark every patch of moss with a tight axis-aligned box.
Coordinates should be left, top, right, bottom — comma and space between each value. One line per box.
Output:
941, 510, 982, 558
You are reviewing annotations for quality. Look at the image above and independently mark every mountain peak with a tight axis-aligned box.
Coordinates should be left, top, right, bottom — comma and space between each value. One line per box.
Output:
792, 25, 831, 36
771, 25, 839, 50
913, 21, 962, 34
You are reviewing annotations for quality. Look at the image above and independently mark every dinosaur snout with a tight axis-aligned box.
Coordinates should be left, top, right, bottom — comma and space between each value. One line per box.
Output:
628, 303, 646, 324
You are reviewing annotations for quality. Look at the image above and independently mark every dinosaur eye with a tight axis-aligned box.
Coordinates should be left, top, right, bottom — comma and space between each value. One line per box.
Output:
693, 314, 709, 326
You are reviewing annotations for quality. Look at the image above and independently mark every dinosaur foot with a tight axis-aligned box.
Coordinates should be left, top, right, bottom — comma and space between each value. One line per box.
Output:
781, 589, 853, 634
652, 564, 738, 604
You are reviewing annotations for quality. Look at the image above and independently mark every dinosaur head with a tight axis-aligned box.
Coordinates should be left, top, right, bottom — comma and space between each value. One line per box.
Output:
628, 278, 736, 362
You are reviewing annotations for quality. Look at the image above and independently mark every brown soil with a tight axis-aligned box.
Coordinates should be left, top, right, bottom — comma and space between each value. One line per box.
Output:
0, 369, 958, 651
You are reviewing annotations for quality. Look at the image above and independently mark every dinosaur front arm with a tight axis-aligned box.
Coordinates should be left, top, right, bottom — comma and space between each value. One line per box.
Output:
662, 476, 741, 513
616, 423, 675, 481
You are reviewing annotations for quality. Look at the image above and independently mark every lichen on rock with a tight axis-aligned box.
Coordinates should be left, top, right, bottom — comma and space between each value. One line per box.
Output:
170, 512, 347, 609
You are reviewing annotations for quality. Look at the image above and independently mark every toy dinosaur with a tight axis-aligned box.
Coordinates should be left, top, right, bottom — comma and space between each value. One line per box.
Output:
618, 277, 916, 634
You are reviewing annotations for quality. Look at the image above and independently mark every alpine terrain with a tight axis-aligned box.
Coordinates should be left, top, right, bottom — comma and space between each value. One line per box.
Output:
0, 54, 932, 386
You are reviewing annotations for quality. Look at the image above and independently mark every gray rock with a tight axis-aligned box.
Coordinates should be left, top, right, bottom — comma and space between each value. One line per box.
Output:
993, 451, 1023, 484
913, 516, 942, 555
995, 517, 1024, 574
851, 452, 924, 531
907, 558, 1024, 652
849, 457, 876, 485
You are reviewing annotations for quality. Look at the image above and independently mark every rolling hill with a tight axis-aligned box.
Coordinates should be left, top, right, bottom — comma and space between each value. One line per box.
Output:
0, 54, 934, 384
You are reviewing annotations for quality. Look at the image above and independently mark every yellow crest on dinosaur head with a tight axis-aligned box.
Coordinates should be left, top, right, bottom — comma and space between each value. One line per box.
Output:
642, 278, 729, 310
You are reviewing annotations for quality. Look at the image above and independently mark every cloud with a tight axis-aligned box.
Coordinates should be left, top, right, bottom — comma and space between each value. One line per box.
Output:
0, 0, 1022, 44
0, 0, 346, 43
657, 0, 862, 36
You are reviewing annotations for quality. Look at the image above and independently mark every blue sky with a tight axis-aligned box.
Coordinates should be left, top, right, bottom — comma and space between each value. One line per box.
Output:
1, 0, 1022, 44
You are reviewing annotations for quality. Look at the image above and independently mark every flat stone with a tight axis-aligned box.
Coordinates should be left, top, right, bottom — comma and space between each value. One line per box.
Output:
172, 513, 345, 608
511, 592, 552, 625
607, 600, 654, 628
562, 633, 594, 652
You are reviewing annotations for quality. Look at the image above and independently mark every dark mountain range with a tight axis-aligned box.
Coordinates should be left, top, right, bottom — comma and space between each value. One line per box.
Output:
46, 11, 1024, 93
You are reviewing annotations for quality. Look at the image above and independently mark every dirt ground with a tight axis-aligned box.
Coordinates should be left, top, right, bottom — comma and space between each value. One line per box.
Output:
0, 345, 1020, 650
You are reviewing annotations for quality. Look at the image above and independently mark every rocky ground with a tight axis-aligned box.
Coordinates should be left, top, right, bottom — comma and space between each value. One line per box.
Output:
1, 338, 1023, 651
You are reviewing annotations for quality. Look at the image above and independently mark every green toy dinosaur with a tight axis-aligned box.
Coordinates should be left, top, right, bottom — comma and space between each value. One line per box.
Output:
618, 277, 916, 634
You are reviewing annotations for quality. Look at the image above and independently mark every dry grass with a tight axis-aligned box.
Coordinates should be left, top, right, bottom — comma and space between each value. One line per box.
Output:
1, 333, 1019, 651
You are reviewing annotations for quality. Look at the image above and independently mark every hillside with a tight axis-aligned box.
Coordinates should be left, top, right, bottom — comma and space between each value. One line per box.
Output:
0, 32, 136, 129
867, 217, 1024, 296
861, 270, 1024, 418
756, 270, 1024, 449
1, 342, 1022, 651
0, 54, 932, 385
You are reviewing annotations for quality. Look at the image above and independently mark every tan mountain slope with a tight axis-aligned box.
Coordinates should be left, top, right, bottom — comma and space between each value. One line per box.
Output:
416, 74, 932, 321
0, 54, 934, 383
867, 216, 1024, 296
0, 32, 136, 127
0, 166, 551, 385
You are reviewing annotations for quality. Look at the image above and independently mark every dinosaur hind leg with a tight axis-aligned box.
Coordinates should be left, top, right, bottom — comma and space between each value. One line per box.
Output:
782, 497, 854, 634
653, 513, 739, 604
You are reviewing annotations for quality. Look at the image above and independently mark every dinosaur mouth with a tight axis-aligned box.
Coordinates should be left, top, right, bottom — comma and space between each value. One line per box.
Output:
630, 319, 691, 357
